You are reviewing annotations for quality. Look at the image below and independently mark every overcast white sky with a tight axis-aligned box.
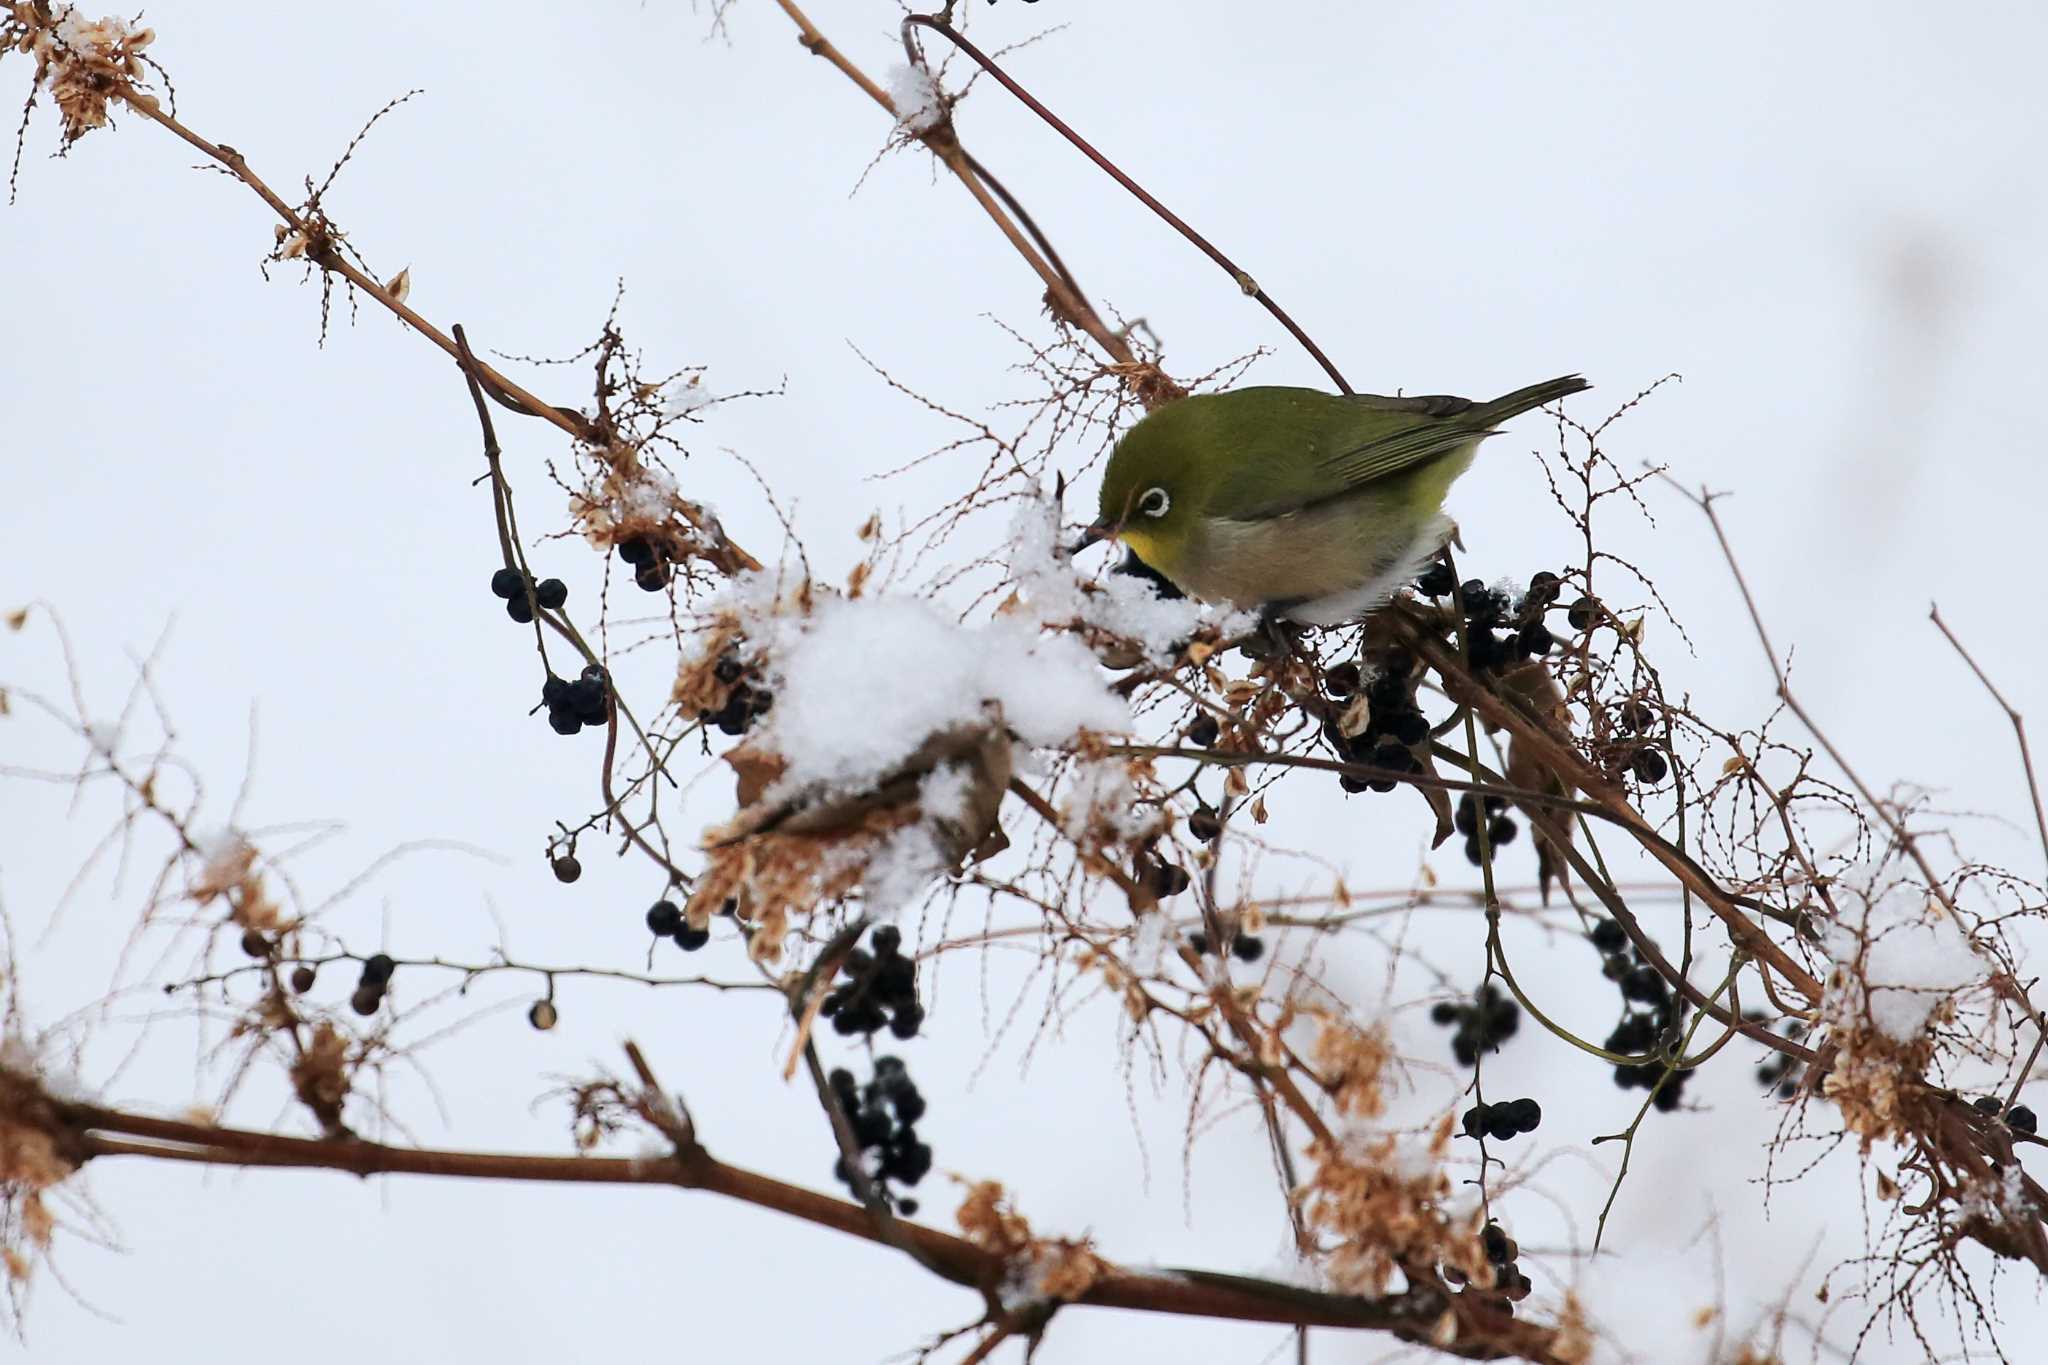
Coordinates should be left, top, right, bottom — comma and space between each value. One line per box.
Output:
5, 3, 2048, 1362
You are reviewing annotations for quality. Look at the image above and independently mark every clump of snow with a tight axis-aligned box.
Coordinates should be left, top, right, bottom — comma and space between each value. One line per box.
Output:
1252, 1238, 1330, 1291
1823, 878, 1987, 1044
1007, 500, 1255, 665
1328, 1121, 1440, 1184
1127, 911, 1172, 975
1058, 759, 1161, 843
0, 1029, 95, 1104
52, 6, 137, 55
1960, 1162, 2032, 1227
736, 583, 1127, 800
665, 376, 714, 417
189, 828, 256, 900
861, 823, 948, 918
568, 456, 710, 557
888, 63, 944, 133
84, 720, 121, 756
917, 763, 975, 825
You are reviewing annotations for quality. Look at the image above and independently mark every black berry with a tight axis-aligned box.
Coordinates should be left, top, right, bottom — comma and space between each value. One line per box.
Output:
361, 953, 396, 987
551, 854, 582, 883
1389, 711, 1430, 746
1621, 966, 1668, 1004
1416, 562, 1456, 597
646, 901, 684, 936
535, 578, 568, 610
1148, 862, 1192, 898
490, 567, 523, 599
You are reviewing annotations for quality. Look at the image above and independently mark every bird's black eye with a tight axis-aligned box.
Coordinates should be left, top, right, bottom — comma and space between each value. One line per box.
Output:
1138, 487, 1171, 518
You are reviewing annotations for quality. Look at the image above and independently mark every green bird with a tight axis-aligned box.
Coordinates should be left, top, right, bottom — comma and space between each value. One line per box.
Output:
1082, 375, 1589, 625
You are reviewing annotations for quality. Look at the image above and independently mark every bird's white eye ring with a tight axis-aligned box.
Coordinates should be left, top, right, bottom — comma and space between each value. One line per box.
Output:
1138, 487, 1170, 518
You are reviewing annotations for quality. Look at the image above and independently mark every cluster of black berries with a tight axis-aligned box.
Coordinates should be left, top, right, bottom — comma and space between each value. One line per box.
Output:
1972, 1095, 2039, 1135
822, 926, 923, 1040
490, 567, 569, 623
829, 1056, 931, 1214
541, 664, 611, 736
616, 535, 676, 593
697, 651, 775, 737
646, 899, 711, 952
1587, 919, 1693, 1109
1610, 697, 1669, 785
1748, 1011, 1808, 1099
1462, 1096, 1543, 1143
350, 953, 395, 1016
1323, 650, 1430, 795
1188, 928, 1265, 962
1429, 984, 1521, 1067
1414, 568, 1558, 672
1455, 792, 1518, 866
1445, 1221, 1533, 1315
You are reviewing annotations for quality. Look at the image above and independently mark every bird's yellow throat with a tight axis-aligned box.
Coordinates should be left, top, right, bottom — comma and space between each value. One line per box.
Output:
1117, 528, 1166, 573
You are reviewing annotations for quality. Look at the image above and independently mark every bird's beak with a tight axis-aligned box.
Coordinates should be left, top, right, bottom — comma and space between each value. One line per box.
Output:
1067, 520, 1114, 556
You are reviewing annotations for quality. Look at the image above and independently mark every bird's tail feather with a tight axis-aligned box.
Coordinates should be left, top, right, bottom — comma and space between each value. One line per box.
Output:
1476, 374, 1590, 425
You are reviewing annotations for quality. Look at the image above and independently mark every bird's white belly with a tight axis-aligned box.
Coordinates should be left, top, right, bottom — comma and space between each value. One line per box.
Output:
1180, 503, 1452, 626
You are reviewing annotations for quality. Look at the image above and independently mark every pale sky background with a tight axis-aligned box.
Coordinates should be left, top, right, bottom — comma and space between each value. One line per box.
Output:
4, 2, 2048, 1362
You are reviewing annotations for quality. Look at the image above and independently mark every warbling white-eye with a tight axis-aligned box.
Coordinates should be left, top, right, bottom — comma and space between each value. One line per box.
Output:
1082, 375, 1588, 624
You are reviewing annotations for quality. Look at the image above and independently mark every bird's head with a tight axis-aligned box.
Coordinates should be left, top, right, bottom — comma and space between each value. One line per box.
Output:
1083, 401, 1206, 572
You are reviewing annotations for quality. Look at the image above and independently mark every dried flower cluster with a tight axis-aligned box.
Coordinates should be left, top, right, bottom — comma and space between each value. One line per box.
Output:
8, 3, 156, 146
955, 1180, 1106, 1308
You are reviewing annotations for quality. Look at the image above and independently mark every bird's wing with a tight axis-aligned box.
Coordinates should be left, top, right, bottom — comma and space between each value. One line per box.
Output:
1314, 393, 1489, 489
1201, 388, 1483, 522
1314, 420, 1493, 489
